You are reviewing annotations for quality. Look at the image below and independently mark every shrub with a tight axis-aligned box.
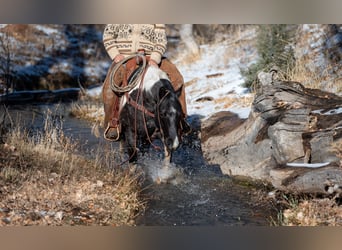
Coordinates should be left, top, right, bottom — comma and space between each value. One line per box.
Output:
241, 25, 296, 90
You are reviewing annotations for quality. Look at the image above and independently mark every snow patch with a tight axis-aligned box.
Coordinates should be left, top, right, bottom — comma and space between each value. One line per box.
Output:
286, 162, 330, 168
312, 107, 342, 115
177, 37, 257, 120
35, 25, 59, 35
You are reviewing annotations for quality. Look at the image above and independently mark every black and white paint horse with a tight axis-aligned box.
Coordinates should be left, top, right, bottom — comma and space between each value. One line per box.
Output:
119, 66, 184, 163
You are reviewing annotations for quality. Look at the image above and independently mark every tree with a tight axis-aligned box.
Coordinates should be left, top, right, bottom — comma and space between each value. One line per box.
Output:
179, 24, 200, 59
0, 30, 14, 94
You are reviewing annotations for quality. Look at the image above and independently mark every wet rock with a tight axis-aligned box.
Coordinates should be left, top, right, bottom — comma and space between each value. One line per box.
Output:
2, 217, 11, 224
27, 211, 42, 221
200, 111, 245, 143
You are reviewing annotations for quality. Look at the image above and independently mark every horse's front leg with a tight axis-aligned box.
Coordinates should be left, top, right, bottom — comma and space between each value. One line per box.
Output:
163, 146, 172, 167
125, 130, 138, 163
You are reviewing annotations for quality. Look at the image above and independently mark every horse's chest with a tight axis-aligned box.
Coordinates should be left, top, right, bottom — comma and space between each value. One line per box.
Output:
120, 94, 156, 135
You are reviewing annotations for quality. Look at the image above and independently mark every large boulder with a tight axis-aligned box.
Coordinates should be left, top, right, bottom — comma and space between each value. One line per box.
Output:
201, 73, 342, 194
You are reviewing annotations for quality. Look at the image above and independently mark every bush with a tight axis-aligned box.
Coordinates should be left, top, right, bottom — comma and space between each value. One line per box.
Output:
241, 25, 296, 90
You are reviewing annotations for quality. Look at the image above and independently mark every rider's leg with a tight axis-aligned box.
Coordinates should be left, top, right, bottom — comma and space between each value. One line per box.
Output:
102, 63, 122, 141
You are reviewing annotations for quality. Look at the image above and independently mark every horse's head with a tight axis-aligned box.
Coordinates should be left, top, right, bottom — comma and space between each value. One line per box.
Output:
155, 80, 183, 157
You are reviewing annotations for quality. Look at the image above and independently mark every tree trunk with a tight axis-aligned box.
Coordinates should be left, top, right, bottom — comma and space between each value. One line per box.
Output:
179, 24, 200, 58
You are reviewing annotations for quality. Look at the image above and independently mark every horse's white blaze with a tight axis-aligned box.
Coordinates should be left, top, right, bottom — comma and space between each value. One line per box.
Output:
168, 106, 179, 149
172, 136, 179, 150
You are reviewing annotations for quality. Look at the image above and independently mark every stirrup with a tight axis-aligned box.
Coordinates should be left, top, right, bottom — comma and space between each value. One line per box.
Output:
104, 125, 120, 142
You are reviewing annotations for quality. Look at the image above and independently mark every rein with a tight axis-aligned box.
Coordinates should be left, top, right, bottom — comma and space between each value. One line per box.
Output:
128, 76, 172, 152
126, 95, 155, 118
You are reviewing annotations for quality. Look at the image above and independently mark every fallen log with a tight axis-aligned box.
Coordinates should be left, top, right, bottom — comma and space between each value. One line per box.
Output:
201, 72, 342, 194
0, 88, 81, 105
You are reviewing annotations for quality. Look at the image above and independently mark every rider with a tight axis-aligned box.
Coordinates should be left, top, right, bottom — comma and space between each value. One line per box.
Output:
102, 24, 190, 141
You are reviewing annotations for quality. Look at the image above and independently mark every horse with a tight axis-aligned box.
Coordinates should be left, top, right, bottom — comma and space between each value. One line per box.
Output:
119, 66, 184, 164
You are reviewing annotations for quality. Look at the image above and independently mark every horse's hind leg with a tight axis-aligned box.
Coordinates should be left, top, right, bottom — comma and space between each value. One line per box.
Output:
119, 129, 137, 163
127, 147, 138, 163
127, 134, 138, 163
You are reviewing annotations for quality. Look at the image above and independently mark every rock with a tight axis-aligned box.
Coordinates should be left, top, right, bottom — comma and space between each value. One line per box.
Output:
201, 78, 342, 194
200, 111, 245, 143
55, 211, 64, 221
96, 180, 104, 188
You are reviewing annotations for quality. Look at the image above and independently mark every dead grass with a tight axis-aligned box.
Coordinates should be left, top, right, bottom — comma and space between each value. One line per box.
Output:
278, 197, 342, 226
69, 99, 104, 138
284, 58, 342, 95
69, 99, 104, 124
1, 24, 45, 43
0, 111, 145, 226
213, 95, 254, 109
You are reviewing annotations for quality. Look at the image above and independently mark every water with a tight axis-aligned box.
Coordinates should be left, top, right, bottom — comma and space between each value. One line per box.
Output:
4, 103, 275, 226
134, 122, 274, 226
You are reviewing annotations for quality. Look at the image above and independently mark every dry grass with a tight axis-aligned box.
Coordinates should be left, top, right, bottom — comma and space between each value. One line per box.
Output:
213, 95, 254, 109
275, 196, 342, 226
69, 99, 104, 138
0, 111, 145, 226
283, 58, 342, 95
69, 99, 104, 124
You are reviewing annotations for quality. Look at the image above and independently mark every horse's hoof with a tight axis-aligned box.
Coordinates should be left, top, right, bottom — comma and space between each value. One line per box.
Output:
155, 177, 162, 185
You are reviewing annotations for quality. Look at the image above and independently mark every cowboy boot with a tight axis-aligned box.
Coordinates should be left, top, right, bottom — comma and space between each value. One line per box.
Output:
103, 92, 122, 141
177, 83, 191, 135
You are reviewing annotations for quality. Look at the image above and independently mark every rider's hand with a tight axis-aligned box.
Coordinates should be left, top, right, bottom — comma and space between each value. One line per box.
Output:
148, 59, 159, 67
114, 54, 125, 63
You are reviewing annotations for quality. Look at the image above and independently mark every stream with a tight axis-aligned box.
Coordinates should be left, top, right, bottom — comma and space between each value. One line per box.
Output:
5, 103, 276, 226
